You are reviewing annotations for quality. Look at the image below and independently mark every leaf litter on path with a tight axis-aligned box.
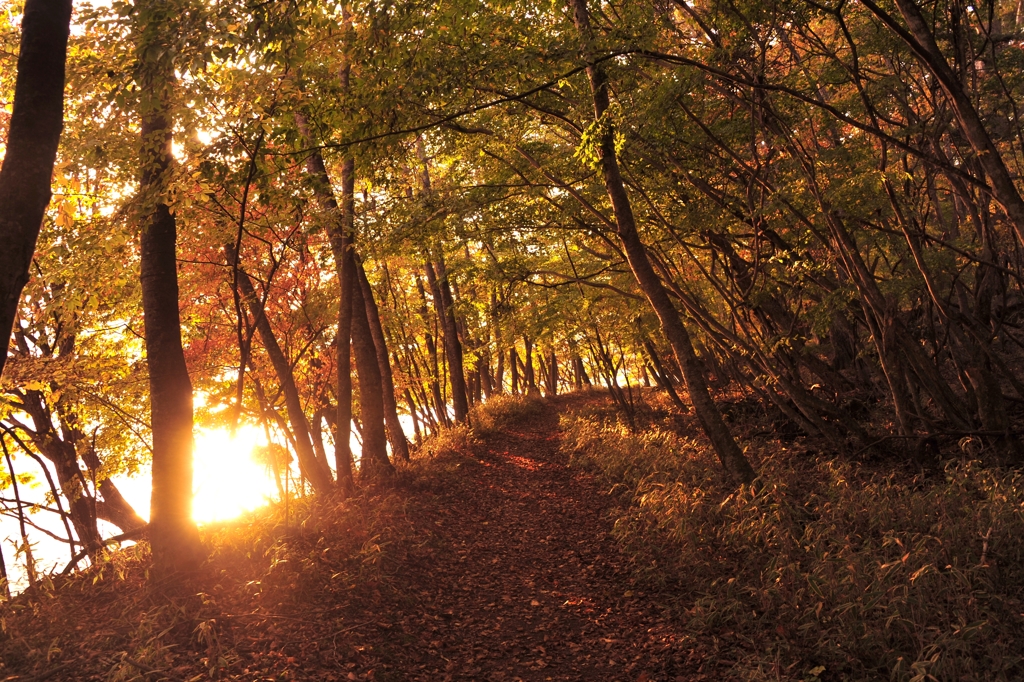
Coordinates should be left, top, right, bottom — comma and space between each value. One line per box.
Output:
336, 398, 698, 681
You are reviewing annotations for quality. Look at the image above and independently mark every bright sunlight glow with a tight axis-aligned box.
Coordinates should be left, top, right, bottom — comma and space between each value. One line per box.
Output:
191, 425, 280, 523
114, 424, 283, 525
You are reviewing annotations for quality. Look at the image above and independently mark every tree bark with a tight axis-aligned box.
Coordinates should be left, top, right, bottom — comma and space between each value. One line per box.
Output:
570, 0, 755, 484
548, 349, 559, 396
0, 0, 73, 380
510, 347, 520, 394
523, 336, 538, 395
494, 344, 505, 394
295, 114, 357, 495
331, 163, 357, 495
351, 278, 394, 480
356, 260, 410, 460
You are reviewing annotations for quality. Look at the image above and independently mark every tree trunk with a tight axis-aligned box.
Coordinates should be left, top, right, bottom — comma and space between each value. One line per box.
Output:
425, 260, 470, 422
495, 345, 505, 394
404, 388, 422, 443
640, 335, 687, 411
548, 349, 559, 396
227, 245, 333, 492
570, 0, 755, 484
356, 260, 410, 461
11, 384, 102, 553
480, 353, 493, 398
0, 0, 72, 380
510, 347, 520, 394
415, 275, 449, 428
136, 8, 203, 574
295, 114, 357, 495
332, 162, 357, 495
351, 278, 395, 481
523, 336, 538, 395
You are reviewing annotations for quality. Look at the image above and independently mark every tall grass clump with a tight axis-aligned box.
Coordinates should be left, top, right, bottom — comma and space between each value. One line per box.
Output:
470, 393, 546, 437
561, 406, 1024, 681
418, 421, 478, 461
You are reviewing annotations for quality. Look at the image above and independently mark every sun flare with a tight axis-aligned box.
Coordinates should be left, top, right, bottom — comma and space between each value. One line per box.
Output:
190, 425, 281, 524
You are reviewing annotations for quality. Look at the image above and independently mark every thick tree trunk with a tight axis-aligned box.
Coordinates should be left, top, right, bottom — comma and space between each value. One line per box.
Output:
510, 347, 520, 394
227, 245, 333, 492
495, 345, 505, 394
356, 261, 410, 461
136, 10, 203, 574
548, 349, 559, 396
140, 171, 202, 573
523, 336, 538, 395
0, 0, 72, 380
480, 353, 493, 398
574, 354, 592, 388
296, 114, 357, 494
332, 163, 357, 494
51, 455, 101, 554
570, 0, 755, 484
94, 480, 147, 532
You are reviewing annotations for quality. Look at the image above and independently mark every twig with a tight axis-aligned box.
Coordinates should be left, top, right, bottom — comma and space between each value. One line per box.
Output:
275, 619, 374, 647
60, 525, 148, 576
979, 527, 992, 567
222, 612, 314, 623
852, 429, 1024, 457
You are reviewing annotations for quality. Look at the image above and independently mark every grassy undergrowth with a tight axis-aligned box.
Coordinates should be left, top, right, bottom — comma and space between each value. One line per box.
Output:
0, 476, 428, 680
561, 397, 1024, 681
470, 393, 546, 436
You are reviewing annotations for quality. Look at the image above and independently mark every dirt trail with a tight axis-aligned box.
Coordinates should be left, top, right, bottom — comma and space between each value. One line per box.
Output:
346, 398, 693, 681
0, 397, 698, 682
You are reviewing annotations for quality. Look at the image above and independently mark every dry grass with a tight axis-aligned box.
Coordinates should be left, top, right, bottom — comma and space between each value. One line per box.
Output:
469, 393, 546, 437
415, 422, 478, 462
560, 397, 1024, 681
0, 486, 419, 680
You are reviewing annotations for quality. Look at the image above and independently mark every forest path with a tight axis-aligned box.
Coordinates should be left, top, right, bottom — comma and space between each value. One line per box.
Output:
346, 396, 693, 681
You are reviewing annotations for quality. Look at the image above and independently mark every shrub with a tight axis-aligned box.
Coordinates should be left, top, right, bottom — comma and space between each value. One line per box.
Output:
469, 394, 546, 437
561, 406, 1024, 681
417, 422, 477, 461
